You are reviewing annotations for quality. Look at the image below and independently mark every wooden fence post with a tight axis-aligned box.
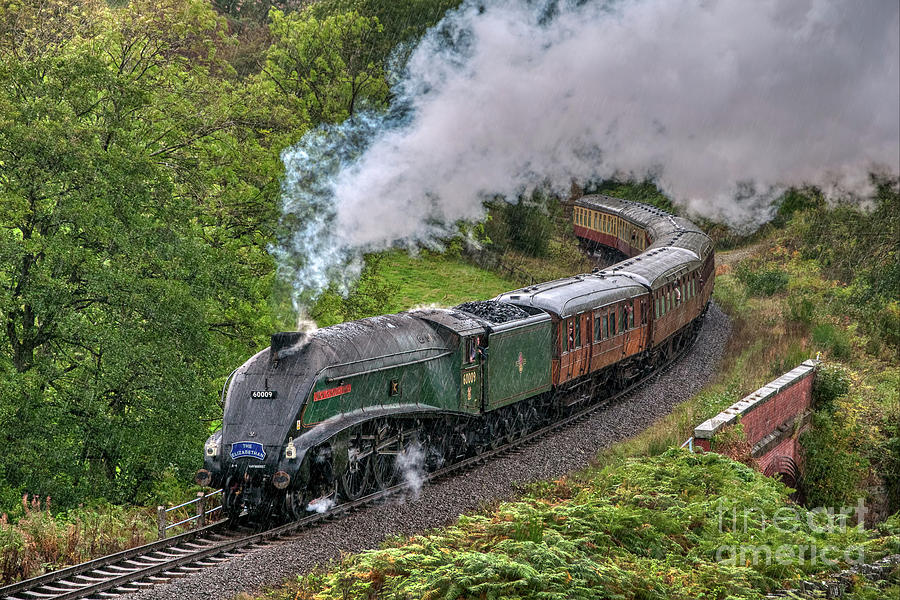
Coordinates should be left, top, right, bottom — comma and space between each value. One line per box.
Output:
157, 506, 166, 540
196, 491, 206, 528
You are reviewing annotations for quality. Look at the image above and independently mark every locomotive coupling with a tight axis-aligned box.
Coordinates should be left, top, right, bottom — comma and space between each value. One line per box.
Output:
195, 469, 212, 487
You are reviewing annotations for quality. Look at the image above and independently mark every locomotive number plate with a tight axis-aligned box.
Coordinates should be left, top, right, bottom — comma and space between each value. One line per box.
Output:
251, 390, 276, 399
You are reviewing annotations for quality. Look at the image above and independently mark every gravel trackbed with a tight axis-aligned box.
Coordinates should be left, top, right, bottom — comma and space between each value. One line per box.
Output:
132, 302, 731, 600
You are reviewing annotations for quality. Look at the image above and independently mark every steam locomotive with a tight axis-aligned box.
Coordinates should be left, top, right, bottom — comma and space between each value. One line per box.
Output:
196, 195, 714, 520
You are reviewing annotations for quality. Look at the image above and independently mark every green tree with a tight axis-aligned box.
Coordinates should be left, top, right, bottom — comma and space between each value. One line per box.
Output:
0, 0, 275, 510
261, 8, 389, 123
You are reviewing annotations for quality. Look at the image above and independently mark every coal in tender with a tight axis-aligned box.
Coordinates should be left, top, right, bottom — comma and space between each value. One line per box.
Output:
454, 301, 531, 324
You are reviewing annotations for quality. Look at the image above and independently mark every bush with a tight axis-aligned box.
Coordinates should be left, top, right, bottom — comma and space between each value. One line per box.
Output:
812, 323, 852, 360
736, 263, 789, 297
785, 292, 816, 325
280, 451, 886, 600
801, 414, 869, 509
0, 498, 153, 585
812, 364, 851, 412
875, 403, 900, 514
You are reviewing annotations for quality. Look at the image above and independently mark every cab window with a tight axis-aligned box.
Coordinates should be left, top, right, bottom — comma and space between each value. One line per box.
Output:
466, 338, 476, 363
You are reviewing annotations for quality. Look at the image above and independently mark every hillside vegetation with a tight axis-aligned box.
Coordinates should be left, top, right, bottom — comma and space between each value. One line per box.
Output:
262, 451, 899, 600
2, 0, 898, 595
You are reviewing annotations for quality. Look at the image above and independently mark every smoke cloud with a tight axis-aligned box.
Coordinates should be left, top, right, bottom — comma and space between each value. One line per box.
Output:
277, 0, 899, 302
396, 442, 426, 500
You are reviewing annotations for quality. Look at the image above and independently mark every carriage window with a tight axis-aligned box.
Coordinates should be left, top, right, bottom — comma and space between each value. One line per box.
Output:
594, 311, 602, 341
620, 305, 627, 330
574, 316, 581, 348
610, 311, 617, 335
629, 301, 635, 328
667, 293, 671, 313
602, 314, 608, 339
567, 319, 575, 351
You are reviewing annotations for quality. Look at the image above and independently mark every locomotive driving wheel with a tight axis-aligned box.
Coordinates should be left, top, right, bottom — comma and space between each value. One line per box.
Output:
373, 421, 401, 489
222, 474, 246, 525
340, 433, 374, 501
423, 426, 451, 470
284, 489, 306, 520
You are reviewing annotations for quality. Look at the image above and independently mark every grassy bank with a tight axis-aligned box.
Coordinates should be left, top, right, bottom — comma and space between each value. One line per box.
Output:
257, 451, 899, 600
0, 499, 154, 585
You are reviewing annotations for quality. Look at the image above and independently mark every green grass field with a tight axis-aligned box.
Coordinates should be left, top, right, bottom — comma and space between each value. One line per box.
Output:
378, 251, 522, 312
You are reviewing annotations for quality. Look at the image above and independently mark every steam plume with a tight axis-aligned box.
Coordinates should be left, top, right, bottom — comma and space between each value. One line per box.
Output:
276, 0, 899, 303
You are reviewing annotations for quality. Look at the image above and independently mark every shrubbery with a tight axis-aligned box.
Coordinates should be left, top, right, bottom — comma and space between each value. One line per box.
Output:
0, 498, 152, 585
735, 263, 790, 297
270, 451, 898, 600
812, 364, 851, 413
801, 414, 870, 510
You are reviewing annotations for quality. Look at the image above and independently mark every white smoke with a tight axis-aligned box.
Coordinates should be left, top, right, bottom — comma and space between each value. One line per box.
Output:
396, 442, 426, 500
305, 496, 335, 514
277, 0, 899, 302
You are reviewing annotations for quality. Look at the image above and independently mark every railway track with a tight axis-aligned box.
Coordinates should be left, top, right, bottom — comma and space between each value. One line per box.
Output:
1, 323, 700, 600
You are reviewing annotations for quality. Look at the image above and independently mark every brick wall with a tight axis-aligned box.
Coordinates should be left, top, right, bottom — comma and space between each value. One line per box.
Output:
694, 359, 819, 447
693, 360, 819, 481
741, 374, 813, 446
758, 436, 800, 475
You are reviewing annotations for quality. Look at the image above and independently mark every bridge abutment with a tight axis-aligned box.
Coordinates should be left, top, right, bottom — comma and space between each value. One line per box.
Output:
693, 359, 820, 490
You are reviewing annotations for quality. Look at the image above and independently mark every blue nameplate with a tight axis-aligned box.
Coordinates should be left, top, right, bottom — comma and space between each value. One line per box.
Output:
230, 441, 266, 460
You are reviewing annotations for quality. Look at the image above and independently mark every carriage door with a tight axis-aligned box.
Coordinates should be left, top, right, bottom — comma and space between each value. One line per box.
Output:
564, 315, 588, 380
461, 335, 484, 412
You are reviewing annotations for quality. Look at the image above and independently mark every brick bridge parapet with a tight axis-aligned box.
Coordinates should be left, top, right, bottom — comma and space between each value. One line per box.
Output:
693, 359, 820, 487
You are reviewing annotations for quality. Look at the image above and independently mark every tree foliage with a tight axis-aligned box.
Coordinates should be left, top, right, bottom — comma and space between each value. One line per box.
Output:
0, 0, 458, 513
0, 0, 279, 510
261, 7, 389, 123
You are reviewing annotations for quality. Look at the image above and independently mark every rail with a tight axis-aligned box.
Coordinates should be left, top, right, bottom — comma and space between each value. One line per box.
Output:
157, 488, 223, 539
